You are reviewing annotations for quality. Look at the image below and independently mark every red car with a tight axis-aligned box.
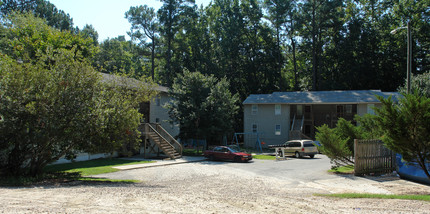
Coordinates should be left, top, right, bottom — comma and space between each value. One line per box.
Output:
204, 146, 252, 162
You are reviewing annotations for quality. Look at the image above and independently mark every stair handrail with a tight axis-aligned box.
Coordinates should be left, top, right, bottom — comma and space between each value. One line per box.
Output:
300, 114, 305, 131
300, 132, 312, 140
154, 123, 183, 156
146, 124, 173, 149
291, 114, 296, 131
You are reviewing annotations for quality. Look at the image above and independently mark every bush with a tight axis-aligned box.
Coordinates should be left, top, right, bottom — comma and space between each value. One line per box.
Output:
374, 93, 430, 180
0, 13, 157, 176
316, 124, 354, 167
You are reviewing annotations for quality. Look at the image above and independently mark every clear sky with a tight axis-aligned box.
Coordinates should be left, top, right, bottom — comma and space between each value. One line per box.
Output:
48, 0, 211, 42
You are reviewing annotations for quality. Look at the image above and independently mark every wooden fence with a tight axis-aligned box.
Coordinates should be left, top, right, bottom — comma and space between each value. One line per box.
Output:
354, 139, 396, 176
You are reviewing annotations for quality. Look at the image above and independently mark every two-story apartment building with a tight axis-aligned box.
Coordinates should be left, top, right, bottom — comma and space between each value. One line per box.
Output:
242, 90, 400, 148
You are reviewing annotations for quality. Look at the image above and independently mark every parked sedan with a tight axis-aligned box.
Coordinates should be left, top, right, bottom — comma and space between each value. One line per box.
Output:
204, 146, 253, 162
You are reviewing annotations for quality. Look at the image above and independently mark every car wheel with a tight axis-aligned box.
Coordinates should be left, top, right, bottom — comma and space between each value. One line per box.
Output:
295, 152, 301, 158
309, 154, 315, 158
234, 156, 241, 162
209, 155, 214, 161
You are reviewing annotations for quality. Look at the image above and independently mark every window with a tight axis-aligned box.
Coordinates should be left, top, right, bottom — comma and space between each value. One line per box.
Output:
305, 105, 311, 113
251, 105, 258, 115
156, 97, 161, 106
337, 105, 344, 118
155, 118, 160, 123
297, 105, 303, 116
275, 104, 281, 115
275, 125, 281, 135
346, 104, 352, 114
252, 124, 258, 133
367, 104, 375, 115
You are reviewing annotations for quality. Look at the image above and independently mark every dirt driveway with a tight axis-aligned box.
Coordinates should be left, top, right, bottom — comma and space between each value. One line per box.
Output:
1, 156, 429, 213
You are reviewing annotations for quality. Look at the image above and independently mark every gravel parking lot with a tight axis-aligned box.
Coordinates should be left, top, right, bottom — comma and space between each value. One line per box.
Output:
1, 155, 429, 213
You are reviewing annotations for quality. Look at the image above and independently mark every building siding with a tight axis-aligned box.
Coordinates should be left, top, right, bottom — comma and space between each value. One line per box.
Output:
357, 104, 368, 116
149, 92, 179, 138
243, 104, 290, 148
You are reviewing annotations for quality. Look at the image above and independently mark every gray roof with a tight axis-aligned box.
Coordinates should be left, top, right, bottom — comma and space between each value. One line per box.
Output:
243, 90, 400, 104
100, 73, 169, 93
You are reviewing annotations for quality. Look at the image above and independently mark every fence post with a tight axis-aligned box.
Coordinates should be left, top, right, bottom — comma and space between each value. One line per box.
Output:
354, 139, 359, 176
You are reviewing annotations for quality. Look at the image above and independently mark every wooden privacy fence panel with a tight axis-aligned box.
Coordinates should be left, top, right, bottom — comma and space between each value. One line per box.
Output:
354, 139, 396, 176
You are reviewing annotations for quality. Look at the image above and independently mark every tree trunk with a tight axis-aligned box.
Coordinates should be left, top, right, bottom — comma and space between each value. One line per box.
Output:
311, 4, 318, 91
151, 37, 155, 81
291, 37, 298, 91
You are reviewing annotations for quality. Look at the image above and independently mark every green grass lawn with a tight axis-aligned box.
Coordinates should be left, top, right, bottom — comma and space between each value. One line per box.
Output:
182, 148, 204, 156
315, 193, 430, 201
45, 158, 155, 176
253, 155, 277, 160
1, 158, 155, 186
328, 165, 354, 174
0, 158, 156, 185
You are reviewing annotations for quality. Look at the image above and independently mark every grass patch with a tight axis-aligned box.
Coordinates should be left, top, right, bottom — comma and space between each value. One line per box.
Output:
44, 158, 155, 176
0, 158, 155, 186
315, 193, 430, 201
253, 155, 277, 160
182, 149, 204, 156
328, 165, 354, 174
78, 177, 140, 183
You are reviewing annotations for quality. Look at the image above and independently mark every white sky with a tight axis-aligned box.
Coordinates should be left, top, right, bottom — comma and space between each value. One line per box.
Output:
48, 0, 211, 42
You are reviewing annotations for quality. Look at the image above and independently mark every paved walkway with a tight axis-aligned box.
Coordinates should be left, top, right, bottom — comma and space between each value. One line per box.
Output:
113, 156, 207, 170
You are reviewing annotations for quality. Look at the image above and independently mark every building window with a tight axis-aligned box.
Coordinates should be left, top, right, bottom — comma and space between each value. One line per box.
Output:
252, 124, 258, 133
297, 105, 303, 116
346, 104, 352, 114
337, 105, 344, 118
275, 104, 281, 115
156, 97, 161, 106
275, 125, 281, 135
251, 105, 258, 115
155, 118, 160, 123
367, 104, 375, 115
305, 105, 311, 113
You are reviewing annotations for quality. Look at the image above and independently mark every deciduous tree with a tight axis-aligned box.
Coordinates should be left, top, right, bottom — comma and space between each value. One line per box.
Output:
166, 70, 239, 145
0, 13, 157, 176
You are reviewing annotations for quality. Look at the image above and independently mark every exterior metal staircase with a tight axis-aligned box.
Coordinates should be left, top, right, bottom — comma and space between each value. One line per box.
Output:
289, 115, 311, 140
143, 123, 182, 160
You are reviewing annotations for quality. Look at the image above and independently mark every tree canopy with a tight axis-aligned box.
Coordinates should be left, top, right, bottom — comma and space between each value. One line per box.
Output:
0, 13, 157, 176
0, 0, 74, 31
166, 70, 239, 145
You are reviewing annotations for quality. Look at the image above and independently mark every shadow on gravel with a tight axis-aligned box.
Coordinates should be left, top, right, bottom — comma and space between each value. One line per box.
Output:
0, 177, 167, 189
198, 160, 254, 165
332, 173, 362, 180
0, 172, 152, 188
286, 156, 323, 160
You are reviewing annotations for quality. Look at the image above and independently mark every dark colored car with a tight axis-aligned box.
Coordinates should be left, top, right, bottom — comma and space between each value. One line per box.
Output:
204, 146, 252, 162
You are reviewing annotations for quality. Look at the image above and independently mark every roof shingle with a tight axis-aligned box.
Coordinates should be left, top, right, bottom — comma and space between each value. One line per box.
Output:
243, 90, 400, 104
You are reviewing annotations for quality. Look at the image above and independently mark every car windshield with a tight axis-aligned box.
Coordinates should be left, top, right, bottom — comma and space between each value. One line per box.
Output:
228, 147, 239, 153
